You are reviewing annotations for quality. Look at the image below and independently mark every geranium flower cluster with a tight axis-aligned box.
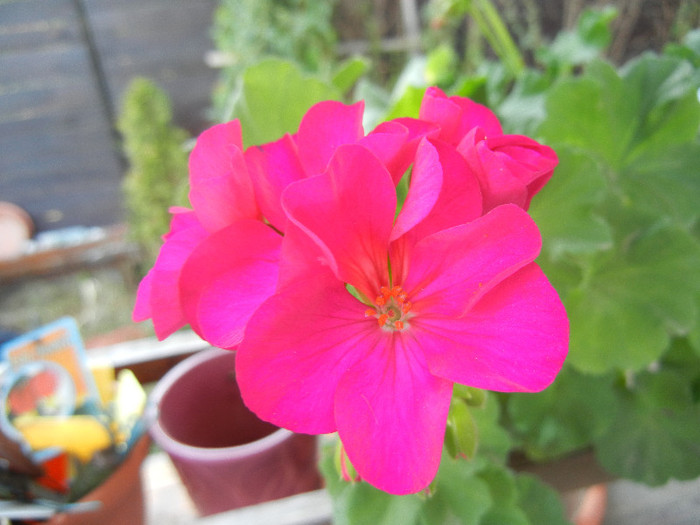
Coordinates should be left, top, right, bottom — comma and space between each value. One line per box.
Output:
134, 87, 568, 495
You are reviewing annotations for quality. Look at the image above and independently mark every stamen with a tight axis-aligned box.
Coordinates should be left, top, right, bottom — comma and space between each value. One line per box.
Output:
365, 284, 412, 332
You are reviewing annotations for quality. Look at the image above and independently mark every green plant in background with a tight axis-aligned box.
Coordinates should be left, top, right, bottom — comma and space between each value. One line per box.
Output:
310, 8, 700, 524
118, 78, 190, 272
210, 0, 340, 121
115, 1, 700, 520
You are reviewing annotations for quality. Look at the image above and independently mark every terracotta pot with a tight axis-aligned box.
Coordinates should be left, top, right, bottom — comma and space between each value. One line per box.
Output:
147, 348, 321, 517
48, 433, 150, 525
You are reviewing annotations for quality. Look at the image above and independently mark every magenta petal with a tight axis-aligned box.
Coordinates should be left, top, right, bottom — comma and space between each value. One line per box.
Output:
282, 144, 396, 297
419, 87, 503, 144
365, 118, 439, 184
391, 138, 443, 240
416, 263, 569, 392
403, 204, 541, 317
486, 134, 559, 208
179, 220, 282, 348
406, 140, 483, 241
236, 277, 377, 433
450, 96, 503, 138
335, 336, 452, 494
358, 126, 408, 185
136, 216, 208, 339
244, 133, 305, 232
133, 270, 154, 322
419, 87, 462, 143
296, 100, 365, 176
189, 121, 260, 231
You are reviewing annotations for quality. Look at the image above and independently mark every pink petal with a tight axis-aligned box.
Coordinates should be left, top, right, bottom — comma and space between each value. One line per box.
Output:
415, 263, 569, 392
486, 134, 558, 208
132, 270, 154, 322
405, 140, 483, 242
419, 88, 462, 143
449, 95, 503, 138
282, 144, 395, 298
137, 217, 208, 339
296, 100, 365, 176
334, 334, 452, 494
458, 132, 559, 211
402, 204, 541, 318
244, 133, 305, 232
391, 138, 443, 241
179, 220, 282, 348
189, 121, 260, 231
366, 118, 440, 184
236, 276, 378, 433
419, 87, 503, 144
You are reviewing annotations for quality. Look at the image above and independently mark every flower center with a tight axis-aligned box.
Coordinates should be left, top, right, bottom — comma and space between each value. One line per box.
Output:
365, 285, 412, 331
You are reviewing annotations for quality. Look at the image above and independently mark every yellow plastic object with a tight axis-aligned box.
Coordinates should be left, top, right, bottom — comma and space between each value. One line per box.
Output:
14, 415, 112, 462
90, 365, 116, 406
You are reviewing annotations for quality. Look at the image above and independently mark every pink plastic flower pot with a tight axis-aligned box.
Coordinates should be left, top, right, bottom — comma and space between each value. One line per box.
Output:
147, 348, 321, 516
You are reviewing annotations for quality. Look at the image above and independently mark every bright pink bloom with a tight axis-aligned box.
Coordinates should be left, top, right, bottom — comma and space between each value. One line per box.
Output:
134, 100, 425, 347
235, 144, 568, 495
417, 87, 558, 211
134, 120, 278, 345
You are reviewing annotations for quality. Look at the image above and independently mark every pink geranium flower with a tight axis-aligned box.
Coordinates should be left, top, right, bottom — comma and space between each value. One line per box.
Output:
418, 87, 558, 211
134, 100, 428, 347
235, 144, 569, 495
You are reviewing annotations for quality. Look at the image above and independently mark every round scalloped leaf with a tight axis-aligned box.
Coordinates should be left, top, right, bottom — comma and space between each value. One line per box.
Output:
507, 365, 619, 460
594, 370, 700, 485
231, 59, 341, 147
565, 225, 700, 373
529, 146, 612, 258
515, 474, 570, 525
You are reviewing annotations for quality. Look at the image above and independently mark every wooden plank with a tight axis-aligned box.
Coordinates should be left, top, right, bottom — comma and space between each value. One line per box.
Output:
0, 0, 79, 52
82, 0, 218, 133
0, 0, 125, 232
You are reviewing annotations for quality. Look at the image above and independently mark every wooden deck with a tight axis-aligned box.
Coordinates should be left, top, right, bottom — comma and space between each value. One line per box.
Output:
0, 0, 217, 233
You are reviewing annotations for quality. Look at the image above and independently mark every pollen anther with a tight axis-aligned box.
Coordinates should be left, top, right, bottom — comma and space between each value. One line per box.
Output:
366, 285, 412, 331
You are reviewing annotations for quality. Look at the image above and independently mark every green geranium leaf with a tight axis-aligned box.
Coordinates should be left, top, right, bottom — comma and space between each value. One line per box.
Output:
619, 142, 700, 228
422, 455, 493, 525
479, 506, 530, 525
497, 69, 550, 135
320, 443, 423, 525
621, 56, 700, 160
384, 85, 425, 121
566, 224, 700, 373
594, 370, 700, 485
529, 146, 612, 258
539, 60, 637, 170
232, 58, 341, 147
470, 392, 513, 464
537, 6, 616, 68
515, 474, 570, 525
539, 55, 700, 173
332, 56, 370, 93
507, 365, 619, 460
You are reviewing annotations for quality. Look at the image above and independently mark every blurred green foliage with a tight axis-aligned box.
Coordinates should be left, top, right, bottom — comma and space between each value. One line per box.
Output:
210, 0, 339, 121
118, 78, 190, 271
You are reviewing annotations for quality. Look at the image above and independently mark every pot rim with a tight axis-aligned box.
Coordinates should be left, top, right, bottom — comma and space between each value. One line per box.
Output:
147, 347, 293, 461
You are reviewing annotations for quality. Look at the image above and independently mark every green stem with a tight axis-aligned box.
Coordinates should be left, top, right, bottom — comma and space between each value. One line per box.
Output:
465, 0, 525, 77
